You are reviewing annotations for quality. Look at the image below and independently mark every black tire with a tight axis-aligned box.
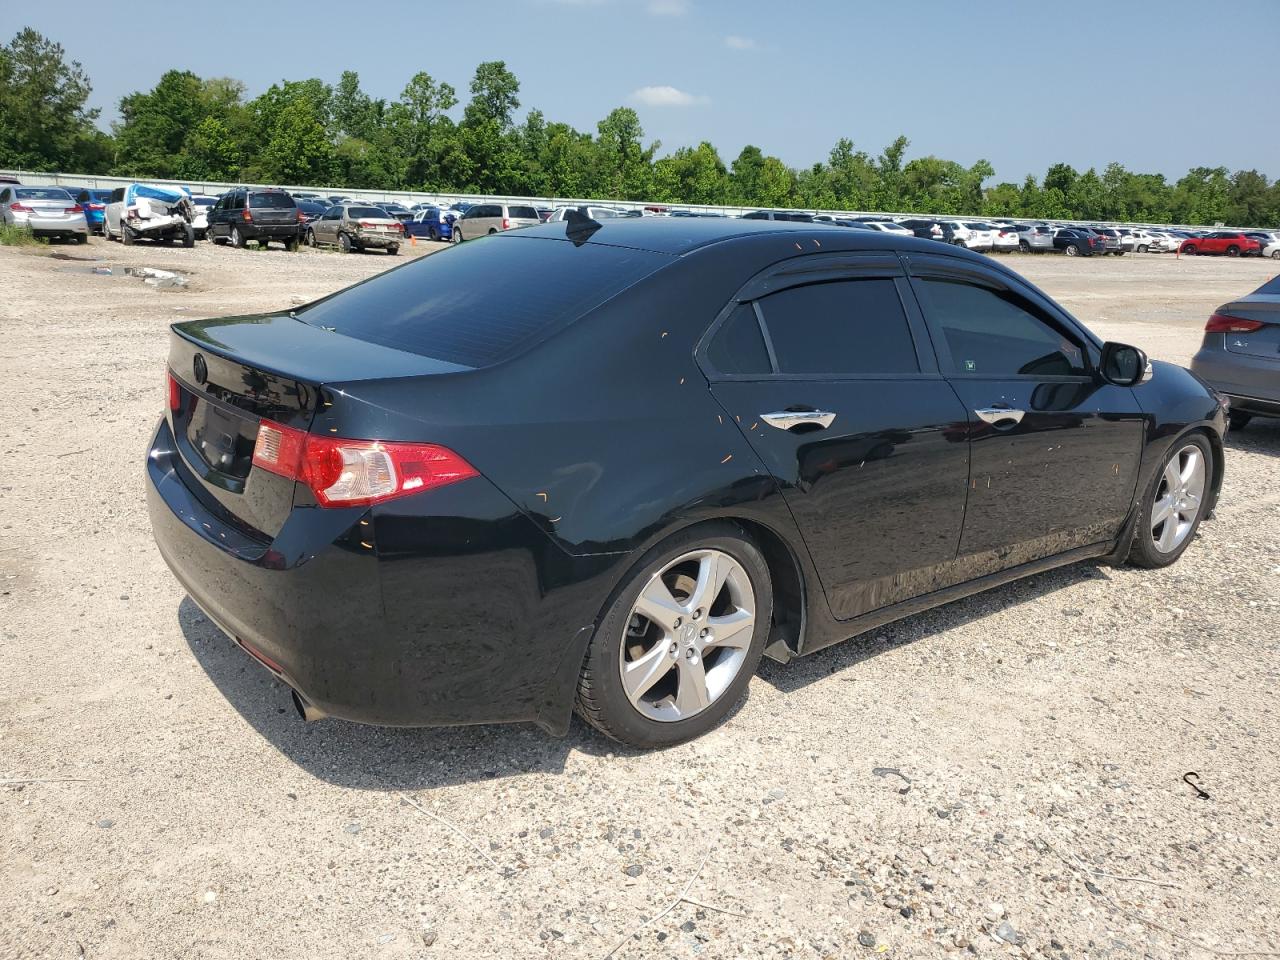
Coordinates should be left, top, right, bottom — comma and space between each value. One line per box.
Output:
386, 245, 398, 256
1126, 433, 1213, 569
182, 224, 195, 248
488, 228, 498, 235
338, 232, 353, 254
121, 223, 135, 246
451, 228, 462, 243
285, 237, 299, 252
303, 228, 316, 248
1064, 243, 1079, 257
575, 522, 773, 749
1226, 245, 1239, 257
75, 234, 88, 245
1113, 250, 1125, 256
1228, 411, 1252, 431
1018, 240, 1030, 253
1271, 249, 1280, 260
230, 226, 245, 249
428, 226, 439, 241
1183, 244, 1197, 256
1138, 244, 1148, 253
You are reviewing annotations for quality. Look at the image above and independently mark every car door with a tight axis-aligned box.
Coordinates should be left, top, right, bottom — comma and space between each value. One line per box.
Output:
905, 254, 1144, 576
700, 254, 972, 624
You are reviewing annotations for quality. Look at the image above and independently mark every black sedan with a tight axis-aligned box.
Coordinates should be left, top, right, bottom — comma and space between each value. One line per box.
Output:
147, 218, 1227, 748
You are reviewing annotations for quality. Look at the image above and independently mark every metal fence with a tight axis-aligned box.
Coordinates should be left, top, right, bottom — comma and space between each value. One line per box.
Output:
0, 167, 1251, 233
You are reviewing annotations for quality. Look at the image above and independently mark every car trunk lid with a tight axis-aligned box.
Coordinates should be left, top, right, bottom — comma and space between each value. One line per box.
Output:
167, 313, 468, 539
1222, 297, 1280, 362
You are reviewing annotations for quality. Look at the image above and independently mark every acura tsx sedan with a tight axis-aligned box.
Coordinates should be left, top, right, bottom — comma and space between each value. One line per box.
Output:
147, 216, 1227, 748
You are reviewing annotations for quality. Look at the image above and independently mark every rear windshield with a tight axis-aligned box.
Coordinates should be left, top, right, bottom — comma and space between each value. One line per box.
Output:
15, 188, 72, 200
347, 206, 387, 218
508, 205, 539, 220
297, 236, 669, 367
1254, 275, 1280, 296
249, 192, 295, 209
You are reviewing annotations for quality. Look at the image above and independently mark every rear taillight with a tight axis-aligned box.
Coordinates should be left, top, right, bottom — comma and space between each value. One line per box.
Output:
358, 220, 375, 229
251, 419, 478, 508
167, 372, 182, 412
66, 204, 83, 214
241, 209, 253, 222
1205, 314, 1265, 333
296, 209, 305, 223
502, 217, 510, 230
10, 202, 31, 212
89, 203, 104, 211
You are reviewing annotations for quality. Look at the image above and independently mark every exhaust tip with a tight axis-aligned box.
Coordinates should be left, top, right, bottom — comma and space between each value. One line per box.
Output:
291, 689, 327, 723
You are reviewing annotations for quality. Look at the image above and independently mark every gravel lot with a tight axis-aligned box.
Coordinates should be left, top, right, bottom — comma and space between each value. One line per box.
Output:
2, 238, 1278, 960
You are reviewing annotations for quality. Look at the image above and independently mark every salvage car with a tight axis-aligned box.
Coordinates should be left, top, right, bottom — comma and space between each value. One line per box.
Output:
303, 203, 402, 254
147, 218, 1227, 748
103, 183, 196, 246
1190, 274, 1280, 429
207, 188, 302, 250
0, 185, 88, 242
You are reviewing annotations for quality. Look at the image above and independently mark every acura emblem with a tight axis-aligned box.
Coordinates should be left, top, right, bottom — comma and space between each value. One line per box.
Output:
193, 353, 208, 384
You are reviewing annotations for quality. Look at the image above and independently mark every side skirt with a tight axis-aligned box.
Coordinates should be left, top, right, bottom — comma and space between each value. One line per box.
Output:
796, 541, 1113, 657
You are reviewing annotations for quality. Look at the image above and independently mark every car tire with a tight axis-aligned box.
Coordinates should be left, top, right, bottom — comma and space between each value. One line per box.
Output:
1127, 432, 1213, 570
1183, 245, 1197, 256
1138, 244, 1148, 253
1228, 411, 1251, 431
575, 521, 773, 749
303, 229, 316, 248
182, 224, 195, 248
1064, 243, 1078, 257
428, 226, 439, 242
121, 223, 134, 246
1271, 249, 1280, 260
451, 228, 462, 244
230, 226, 245, 249
386, 245, 398, 256
1018, 240, 1030, 253
1226, 245, 1239, 257
285, 237, 299, 252
338, 233, 352, 254
489, 228, 498, 235
75, 234, 88, 245
1113, 250, 1124, 256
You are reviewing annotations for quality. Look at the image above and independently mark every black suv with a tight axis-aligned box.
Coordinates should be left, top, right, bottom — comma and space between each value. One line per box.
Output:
207, 188, 302, 250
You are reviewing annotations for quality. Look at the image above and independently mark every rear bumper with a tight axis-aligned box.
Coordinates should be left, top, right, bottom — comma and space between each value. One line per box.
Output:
146, 417, 603, 732
241, 223, 301, 240
353, 231, 399, 248
1190, 345, 1280, 410
21, 213, 88, 235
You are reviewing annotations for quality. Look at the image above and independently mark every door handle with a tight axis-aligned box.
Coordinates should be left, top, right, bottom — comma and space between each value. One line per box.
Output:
974, 406, 1025, 426
760, 410, 837, 431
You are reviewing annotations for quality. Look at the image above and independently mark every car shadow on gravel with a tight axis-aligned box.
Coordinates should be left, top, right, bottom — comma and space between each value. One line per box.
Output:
178, 597, 643, 790
1225, 419, 1280, 458
756, 560, 1111, 694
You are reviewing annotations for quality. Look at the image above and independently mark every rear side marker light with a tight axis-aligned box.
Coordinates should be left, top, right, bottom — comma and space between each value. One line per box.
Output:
251, 419, 478, 507
1205, 314, 1264, 333
168, 372, 182, 411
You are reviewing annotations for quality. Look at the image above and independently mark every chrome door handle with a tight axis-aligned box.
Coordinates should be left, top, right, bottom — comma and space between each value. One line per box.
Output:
760, 410, 837, 431
974, 406, 1025, 425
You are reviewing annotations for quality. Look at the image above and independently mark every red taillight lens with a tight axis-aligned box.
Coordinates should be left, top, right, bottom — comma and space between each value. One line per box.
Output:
1205, 313, 1265, 333
358, 220, 374, 229
502, 217, 510, 230
168, 372, 182, 412
66, 204, 83, 214
241, 209, 253, 222
296, 209, 305, 222
89, 202, 105, 210
251, 419, 478, 508
10, 202, 31, 212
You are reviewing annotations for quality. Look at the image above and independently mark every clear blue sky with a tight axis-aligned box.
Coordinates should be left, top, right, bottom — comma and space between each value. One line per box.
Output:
5, 0, 1278, 183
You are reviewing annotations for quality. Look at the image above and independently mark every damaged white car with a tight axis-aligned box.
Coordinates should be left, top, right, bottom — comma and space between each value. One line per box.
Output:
103, 183, 196, 247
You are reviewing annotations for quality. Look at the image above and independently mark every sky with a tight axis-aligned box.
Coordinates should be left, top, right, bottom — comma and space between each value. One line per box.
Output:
5, 0, 1279, 184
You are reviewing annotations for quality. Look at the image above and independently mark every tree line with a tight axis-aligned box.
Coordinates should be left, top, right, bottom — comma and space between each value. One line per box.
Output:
2, 28, 1278, 226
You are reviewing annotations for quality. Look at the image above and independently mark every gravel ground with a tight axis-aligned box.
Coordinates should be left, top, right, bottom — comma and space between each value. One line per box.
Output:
1, 238, 1278, 960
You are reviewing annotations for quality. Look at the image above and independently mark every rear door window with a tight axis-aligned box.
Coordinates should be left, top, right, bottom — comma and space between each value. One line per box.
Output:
756, 279, 919, 376
509, 206, 539, 220
914, 277, 1087, 378
297, 236, 668, 367
249, 192, 295, 209
706, 303, 771, 375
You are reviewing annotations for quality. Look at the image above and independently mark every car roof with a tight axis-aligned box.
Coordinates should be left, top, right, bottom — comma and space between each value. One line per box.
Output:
505, 216, 961, 257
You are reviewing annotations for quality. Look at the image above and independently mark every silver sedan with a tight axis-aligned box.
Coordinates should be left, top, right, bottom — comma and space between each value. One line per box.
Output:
1190, 274, 1280, 429
0, 185, 89, 242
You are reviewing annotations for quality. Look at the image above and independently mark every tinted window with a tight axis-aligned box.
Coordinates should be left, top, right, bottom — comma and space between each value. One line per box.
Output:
15, 188, 72, 200
914, 278, 1086, 377
508, 206, 539, 220
1253, 275, 1280, 295
249, 192, 295, 209
346, 206, 386, 218
298, 236, 668, 367
757, 279, 918, 376
706, 303, 770, 375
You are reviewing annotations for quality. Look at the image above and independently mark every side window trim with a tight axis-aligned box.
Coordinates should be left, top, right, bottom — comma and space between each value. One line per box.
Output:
750, 300, 780, 373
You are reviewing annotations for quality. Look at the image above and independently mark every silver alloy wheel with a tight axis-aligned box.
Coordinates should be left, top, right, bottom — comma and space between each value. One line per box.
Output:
619, 548, 755, 722
1151, 443, 1206, 553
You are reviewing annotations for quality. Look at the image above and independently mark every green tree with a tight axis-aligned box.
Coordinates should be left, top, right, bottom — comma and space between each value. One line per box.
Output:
256, 99, 334, 184
458, 61, 522, 193
0, 28, 102, 170
653, 142, 728, 205
596, 107, 655, 199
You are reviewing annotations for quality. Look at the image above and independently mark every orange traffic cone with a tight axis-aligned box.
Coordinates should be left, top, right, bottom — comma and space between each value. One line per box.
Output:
410, 234, 417, 247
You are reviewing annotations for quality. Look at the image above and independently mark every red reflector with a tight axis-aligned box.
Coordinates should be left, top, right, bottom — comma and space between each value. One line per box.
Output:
502, 218, 510, 230
168, 372, 182, 412
251, 419, 478, 507
1205, 314, 1264, 333
241, 209, 253, 222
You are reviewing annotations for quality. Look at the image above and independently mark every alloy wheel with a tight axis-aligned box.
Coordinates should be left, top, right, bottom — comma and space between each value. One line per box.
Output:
1151, 443, 1206, 553
619, 549, 755, 722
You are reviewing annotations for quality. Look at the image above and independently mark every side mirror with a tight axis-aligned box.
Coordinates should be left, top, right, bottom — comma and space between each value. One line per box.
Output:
1099, 341, 1150, 386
